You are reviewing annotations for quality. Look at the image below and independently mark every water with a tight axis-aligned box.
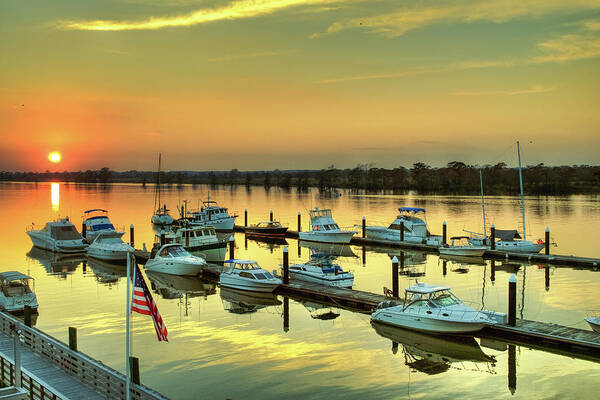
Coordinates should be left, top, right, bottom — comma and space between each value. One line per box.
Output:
2, 182, 600, 399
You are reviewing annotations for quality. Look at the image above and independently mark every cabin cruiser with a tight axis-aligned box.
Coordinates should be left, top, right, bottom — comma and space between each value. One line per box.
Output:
87, 231, 134, 264
219, 260, 282, 292
152, 205, 175, 226
183, 194, 237, 231
26, 218, 88, 253
82, 209, 123, 243
371, 283, 494, 333
156, 225, 227, 263
245, 221, 288, 239
287, 254, 354, 288
145, 244, 207, 276
585, 315, 600, 333
439, 237, 486, 257
298, 207, 356, 244
0, 272, 39, 313
365, 207, 442, 245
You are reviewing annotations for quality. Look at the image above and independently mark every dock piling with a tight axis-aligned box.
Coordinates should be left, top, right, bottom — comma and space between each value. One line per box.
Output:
229, 241, 235, 260
545, 227, 550, 255
68, 327, 77, 352
508, 275, 517, 326
400, 221, 404, 242
244, 209, 248, 227
13, 327, 21, 388
490, 260, 496, 283
392, 256, 399, 298
283, 297, 289, 333
545, 266, 550, 291
81, 222, 86, 240
442, 260, 447, 276
508, 344, 517, 394
362, 246, 366, 265
130, 224, 135, 247
160, 233, 165, 247
270, 210, 273, 222
23, 306, 32, 327
129, 357, 140, 385
442, 221, 447, 245
83, 261, 87, 274
490, 225, 495, 250
283, 246, 289, 284
362, 217, 366, 238
297, 212, 301, 232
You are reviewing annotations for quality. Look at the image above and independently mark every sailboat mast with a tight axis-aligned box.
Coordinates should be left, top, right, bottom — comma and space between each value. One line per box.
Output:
479, 169, 487, 238
517, 141, 526, 240
157, 153, 162, 211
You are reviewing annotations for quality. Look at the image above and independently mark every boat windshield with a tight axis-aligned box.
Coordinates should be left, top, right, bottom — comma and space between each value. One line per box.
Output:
51, 225, 81, 240
430, 290, 461, 307
161, 246, 191, 258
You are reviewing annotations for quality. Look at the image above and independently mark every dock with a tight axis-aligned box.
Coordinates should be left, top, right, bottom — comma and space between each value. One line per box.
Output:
0, 311, 168, 400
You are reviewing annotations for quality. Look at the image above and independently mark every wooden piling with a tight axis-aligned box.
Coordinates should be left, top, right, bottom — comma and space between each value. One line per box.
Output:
490, 260, 495, 283
129, 357, 140, 385
270, 210, 273, 222
442, 260, 447, 276
392, 256, 399, 298
283, 297, 289, 333
545, 266, 550, 291
508, 274, 517, 326
362, 217, 366, 239
508, 344, 517, 395
244, 209, 248, 227
283, 246, 289, 284
297, 212, 301, 232
362, 246, 366, 265
229, 240, 235, 260
129, 224, 135, 247
24, 306, 32, 327
545, 227, 550, 255
81, 222, 86, 239
400, 221, 404, 242
490, 225, 496, 250
68, 327, 77, 352
160, 233, 165, 246
442, 221, 447, 245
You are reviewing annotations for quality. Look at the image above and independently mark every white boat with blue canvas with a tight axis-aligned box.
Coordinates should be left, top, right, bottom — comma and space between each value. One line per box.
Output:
287, 254, 354, 288
82, 209, 123, 243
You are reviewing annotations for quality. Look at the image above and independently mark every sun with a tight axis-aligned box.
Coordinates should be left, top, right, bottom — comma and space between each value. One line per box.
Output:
48, 152, 61, 163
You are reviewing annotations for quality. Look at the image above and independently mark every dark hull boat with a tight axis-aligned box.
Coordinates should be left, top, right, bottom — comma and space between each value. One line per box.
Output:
245, 221, 288, 239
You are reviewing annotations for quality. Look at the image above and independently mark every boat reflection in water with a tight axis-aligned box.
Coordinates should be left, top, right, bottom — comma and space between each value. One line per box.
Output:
300, 300, 340, 321
371, 321, 496, 375
440, 253, 486, 267
146, 271, 217, 300
246, 236, 288, 254
299, 240, 357, 258
87, 258, 126, 286
220, 287, 281, 314
26, 247, 86, 278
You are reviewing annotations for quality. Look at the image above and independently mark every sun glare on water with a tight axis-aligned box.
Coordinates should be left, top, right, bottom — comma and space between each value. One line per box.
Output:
48, 152, 61, 163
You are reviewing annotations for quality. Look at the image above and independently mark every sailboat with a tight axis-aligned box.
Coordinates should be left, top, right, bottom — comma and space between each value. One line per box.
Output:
151, 153, 174, 226
468, 142, 545, 253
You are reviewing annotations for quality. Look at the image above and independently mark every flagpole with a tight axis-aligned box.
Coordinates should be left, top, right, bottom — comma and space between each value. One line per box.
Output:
126, 250, 132, 400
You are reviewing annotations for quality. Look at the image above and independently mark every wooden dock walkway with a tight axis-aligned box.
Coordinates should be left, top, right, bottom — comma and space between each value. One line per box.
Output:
0, 312, 168, 400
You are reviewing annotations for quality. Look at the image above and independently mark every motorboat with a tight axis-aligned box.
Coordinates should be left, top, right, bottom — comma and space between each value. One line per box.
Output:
156, 225, 227, 263
87, 231, 133, 263
87, 258, 126, 286
26, 247, 85, 277
183, 193, 237, 231
365, 207, 442, 245
439, 237, 486, 257
82, 209, 123, 243
245, 221, 288, 239
585, 316, 600, 333
26, 218, 88, 253
287, 254, 354, 288
298, 207, 356, 244
220, 287, 281, 314
219, 260, 282, 292
151, 153, 175, 226
0, 272, 39, 313
145, 244, 207, 276
371, 283, 494, 333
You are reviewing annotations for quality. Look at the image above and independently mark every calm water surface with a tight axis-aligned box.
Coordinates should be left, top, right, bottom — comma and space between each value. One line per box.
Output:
2, 182, 600, 399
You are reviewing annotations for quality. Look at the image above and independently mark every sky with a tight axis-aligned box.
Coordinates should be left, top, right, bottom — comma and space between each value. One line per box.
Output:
1, 0, 599, 172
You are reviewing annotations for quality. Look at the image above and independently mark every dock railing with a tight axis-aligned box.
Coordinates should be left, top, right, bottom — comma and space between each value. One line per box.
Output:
0, 311, 168, 400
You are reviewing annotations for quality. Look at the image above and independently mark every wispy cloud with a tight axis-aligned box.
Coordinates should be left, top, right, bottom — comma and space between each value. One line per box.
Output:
453, 85, 556, 96
208, 51, 282, 62
315, 0, 600, 38
57, 0, 341, 31
534, 19, 600, 62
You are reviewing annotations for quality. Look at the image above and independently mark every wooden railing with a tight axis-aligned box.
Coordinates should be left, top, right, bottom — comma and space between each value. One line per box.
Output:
0, 312, 168, 400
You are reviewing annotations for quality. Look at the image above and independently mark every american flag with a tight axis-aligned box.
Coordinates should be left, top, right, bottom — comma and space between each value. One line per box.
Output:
132, 264, 168, 342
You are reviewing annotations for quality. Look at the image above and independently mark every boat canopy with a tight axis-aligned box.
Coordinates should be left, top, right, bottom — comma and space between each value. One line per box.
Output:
0, 271, 33, 282
495, 230, 522, 241
398, 207, 426, 214
84, 209, 108, 214
450, 236, 471, 240
405, 283, 450, 294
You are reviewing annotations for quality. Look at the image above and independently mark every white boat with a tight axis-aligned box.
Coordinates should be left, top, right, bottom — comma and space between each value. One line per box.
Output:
145, 244, 207, 276
585, 316, 600, 333
151, 153, 175, 226
26, 218, 88, 253
146, 271, 217, 300
87, 231, 133, 263
287, 254, 354, 288
371, 283, 494, 333
183, 194, 237, 231
219, 260, 282, 292
82, 209, 123, 243
0, 272, 39, 313
298, 207, 356, 244
156, 225, 227, 263
366, 207, 442, 245
439, 237, 487, 257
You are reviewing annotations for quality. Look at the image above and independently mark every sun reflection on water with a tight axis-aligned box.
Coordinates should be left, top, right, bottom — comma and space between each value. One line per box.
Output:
51, 182, 59, 211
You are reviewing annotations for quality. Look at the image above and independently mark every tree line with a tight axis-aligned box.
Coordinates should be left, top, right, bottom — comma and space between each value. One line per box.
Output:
2, 162, 600, 194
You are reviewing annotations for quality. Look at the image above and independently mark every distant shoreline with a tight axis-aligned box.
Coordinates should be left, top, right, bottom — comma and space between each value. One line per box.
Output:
2, 163, 599, 195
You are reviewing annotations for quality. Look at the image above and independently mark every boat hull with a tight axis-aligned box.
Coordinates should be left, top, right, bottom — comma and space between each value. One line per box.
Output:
371, 308, 488, 334
439, 246, 486, 257
298, 230, 356, 244
151, 214, 174, 226
219, 275, 280, 293
365, 227, 426, 243
585, 317, 600, 333
27, 232, 88, 253
245, 227, 288, 238
288, 270, 354, 288
494, 241, 544, 254
145, 260, 205, 276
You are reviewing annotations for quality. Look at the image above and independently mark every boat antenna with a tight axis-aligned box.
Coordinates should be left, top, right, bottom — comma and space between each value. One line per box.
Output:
517, 141, 526, 240
479, 168, 487, 238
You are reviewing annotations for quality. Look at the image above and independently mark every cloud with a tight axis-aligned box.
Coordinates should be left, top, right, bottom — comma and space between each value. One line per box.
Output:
57, 0, 341, 31
534, 20, 600, 62
208, 51, 282, 62
316, 0, 600, 38
453, 85, 556, 96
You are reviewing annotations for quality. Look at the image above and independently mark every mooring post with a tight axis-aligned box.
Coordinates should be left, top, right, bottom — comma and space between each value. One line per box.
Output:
24, 306, 32, 328
229, 240, 235, 260
129, 356, 140, 385
297, 212, 301, 232
244, 208, 248, 227
442, 260, 447, 276
362, 246, 366, 265
244, 236, 248, 250
297, 242, 301, 257
442, 221, 447, 245
508, 274, 517, 326
400, 221, 404, 242
392, 256, 399, 298
508, 344, 517, 395
490, 260, 496, 283
81, 222, 86, 240
82, 261, 87, 274
545, 266, 550, 291
130, 224, 135, 247
545, 227, 550, 255
490, 224, 496, 250
270, 210, 273, 222
391, 341, 398, 355
283, 297, 289, 333
160, 233, 165, 246
362, 216, 366, 238
283, 246, 289, 284
68, 327, 77, 352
